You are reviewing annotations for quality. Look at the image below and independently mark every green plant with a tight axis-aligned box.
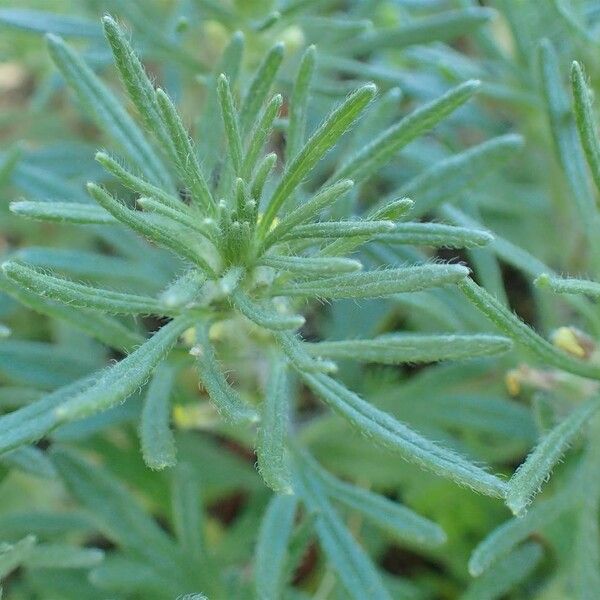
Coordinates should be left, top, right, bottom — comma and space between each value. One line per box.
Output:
2, 1, 600, 599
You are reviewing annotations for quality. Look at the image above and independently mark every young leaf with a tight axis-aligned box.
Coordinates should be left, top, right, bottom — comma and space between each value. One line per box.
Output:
377, 222, 493, 249
302, 372, 508, 498
251, 152, 278, 201
9, 201, 116, 225
139, 363, 177, 470
101, 16, 173, 152
193, 326, 259, 424
256, 359, 293, 494
0, 8, 101, 37
217, 74, 243, 175
274, 264, 469, 299
55, 314, 194, 422
239, 42, 284, 135
254, 495, 298, 600
46, 34, 170, 188
333, 80, 480, 185
287, 44, 316, 161
87, 183, 217, 277
231, 290, 305, 331
155, 88, 215, 211
95, 152, 182, 211
460, 278, 600, 380
259, 83, 376, 235
242, 93, 282, 177
261, 254, 362, 275
2, 261, 173, 316
571, 60, 600, 194
506, 398, 600, 516
25, 544, 104, 569
263, 179, 354, 249
305, 334, 512, 364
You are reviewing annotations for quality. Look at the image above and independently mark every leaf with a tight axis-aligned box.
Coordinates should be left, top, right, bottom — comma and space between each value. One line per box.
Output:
231, 290, 305, 331
139, 364, 177, 470
9, 201, 117, 224
171, 462, 204, 565
260, 254, 362, 275
52, 447, 180, 570
307, 456, 447, 548
95, 152, 182, 211
254, 495, 298, 600
302, 372, 508, 498
46, 34, 170, 189
572, 60, 600, 195
0, 9, 101, 37
287, 44, 316, 161
538, 39, 600, 261
351, 7, 494, 53
1, 446, 56, 479
506, 398, 600, 516
406, 134, 524, 218
305, 334, 512, 364
333, 80, 480, 185
469, 490, 571, 576
2, 261, 173, 316
461, 542, 543, 600
155, 88, 215, 211
101, 16, 174, 155
459, 278, 600, 380
274, 264, 469, 299
242, 93, 282, 177
239, 42, 284, 134
217, 74, 243, 175
259, 83, 376, 235
193, 325, 259, 424
54, 314, 193, 422
256, 359, 293, 494
0, 272, 143, 353
281, 219, 394, 240
535, 272, 600, 297
377, 222, 493, 249
263, 179, 354, 249
87, 183, 217, 277
292, 453, 392, 600
25, 544, 104, 569
0, 535, 36, 579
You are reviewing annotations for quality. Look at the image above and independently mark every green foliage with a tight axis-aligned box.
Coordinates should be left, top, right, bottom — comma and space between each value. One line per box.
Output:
2, 1, 600, 598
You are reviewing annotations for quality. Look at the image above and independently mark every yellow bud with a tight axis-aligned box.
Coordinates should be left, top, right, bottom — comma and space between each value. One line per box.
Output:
505, 370, 521, 396
552, 327, 586, 358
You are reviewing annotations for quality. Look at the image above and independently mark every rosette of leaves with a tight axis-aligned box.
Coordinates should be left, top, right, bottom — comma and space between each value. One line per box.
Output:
0, 14, 530, 599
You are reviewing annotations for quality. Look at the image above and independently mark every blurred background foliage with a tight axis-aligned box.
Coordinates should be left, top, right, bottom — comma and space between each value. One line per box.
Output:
1, 0, 600, 598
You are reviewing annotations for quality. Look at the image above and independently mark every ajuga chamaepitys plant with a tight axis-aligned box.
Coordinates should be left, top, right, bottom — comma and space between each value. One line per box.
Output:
2, 1, 600, 598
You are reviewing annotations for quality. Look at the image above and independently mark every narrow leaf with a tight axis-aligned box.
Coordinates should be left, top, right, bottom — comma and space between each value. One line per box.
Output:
139, 364, 177, 470
275, 264, 469, 299
0, 535, 36, 579
281, 219, 394, 240
3, 261, 172, 316
261, 254, 362, 275
302, 372, 508, 498
506, 398, 600, 516
55, 314, 193, 422
257, 359, 293, 494
535, 272, 600, 297
10, 201, 116, 225
306, 334, 512, 364
254, 495, 298, 600
193, 326, 259, 424
334, 80, 480, 185
377, 222, 493, 249
217, 74, 243, 175
231, 290, 305, 331
259, 83, 376, 235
